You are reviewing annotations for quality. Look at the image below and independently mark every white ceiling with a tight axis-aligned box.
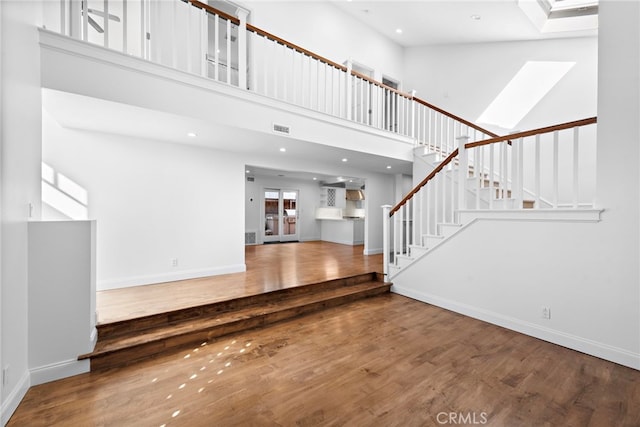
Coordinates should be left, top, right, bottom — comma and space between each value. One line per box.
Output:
331, 0, 597, 47
43, 90, 413, 184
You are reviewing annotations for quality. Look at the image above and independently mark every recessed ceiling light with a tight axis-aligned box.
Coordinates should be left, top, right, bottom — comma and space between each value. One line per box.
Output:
246, 170, 250, 174
313, 177, 317, 180
395, 28, 403, 34
386, 165, 392, 169
280, 148, 286, 152
342, 158, 348, 162
187, 132, 197, 137
470, 14, 481, 21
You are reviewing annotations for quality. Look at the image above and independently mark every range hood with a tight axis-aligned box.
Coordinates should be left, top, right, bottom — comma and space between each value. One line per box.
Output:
346, 189, 365, 201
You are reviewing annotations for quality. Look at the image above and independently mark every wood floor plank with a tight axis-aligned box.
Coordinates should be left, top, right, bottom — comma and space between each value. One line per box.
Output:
10, 242, 640, 426
97, 241, 382, 324
10, 293, 640, 426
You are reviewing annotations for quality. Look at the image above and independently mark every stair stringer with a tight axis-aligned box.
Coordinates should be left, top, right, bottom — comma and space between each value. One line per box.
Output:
389, 209, 603, 279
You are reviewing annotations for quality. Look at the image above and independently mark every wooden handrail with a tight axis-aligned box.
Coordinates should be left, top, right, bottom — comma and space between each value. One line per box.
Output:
414, 97, 501, 139
187, 0, 240, 25
465, 117, 597, 149
350, 69, 414, 99
246, 24, 348, 72
390, 149, 459, 216
390, 116, 597, 217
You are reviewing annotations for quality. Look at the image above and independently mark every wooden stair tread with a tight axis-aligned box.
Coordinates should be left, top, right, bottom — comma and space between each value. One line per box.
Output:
96, 272, 380, 339
81, 280, 389, 361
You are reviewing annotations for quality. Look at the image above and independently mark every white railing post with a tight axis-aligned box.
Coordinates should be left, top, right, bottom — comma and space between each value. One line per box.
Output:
199, 7, 208, 77
345, 59, 353, 121
457, 135, 469, 212
382, 205, 392, 281
236, 6, 249, 90
410, 90, 417, 143
573, 127, 580, 208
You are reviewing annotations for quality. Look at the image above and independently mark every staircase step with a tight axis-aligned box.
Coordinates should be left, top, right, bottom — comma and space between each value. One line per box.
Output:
423, 234, 445, 248
408, 244, 429, 258
80, 274, 390, 371
438, 223, 462, 238
395, 254, 414, 268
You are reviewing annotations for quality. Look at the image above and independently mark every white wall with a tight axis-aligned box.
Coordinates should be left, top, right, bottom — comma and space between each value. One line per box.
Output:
1, 1, 43, 423
245, 1, 406, 86
393, 1, 640, 370
42, 112, 246, 290
245, 174, 322, 242
28, 221, 96, 385
403, 36, 598, 133
363, 172, 395, 255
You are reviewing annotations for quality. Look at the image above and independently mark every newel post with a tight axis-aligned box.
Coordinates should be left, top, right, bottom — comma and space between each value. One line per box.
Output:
382, 204, 392, 281
236, 6, 249, 90
457, 136, 470, 212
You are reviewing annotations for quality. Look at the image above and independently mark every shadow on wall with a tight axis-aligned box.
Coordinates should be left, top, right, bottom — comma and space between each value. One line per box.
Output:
41, 162, 89, 220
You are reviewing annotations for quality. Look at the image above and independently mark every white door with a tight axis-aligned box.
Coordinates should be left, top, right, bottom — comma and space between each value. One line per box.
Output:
263, 189, 299, 243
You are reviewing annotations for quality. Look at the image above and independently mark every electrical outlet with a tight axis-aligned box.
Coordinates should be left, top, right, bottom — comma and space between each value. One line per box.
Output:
171, 258, 178, 267
2, 366, 9, 387
541, 306, 551, 320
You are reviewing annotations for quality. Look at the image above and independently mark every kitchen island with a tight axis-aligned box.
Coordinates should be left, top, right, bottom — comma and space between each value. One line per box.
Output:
316, 207, 365, 246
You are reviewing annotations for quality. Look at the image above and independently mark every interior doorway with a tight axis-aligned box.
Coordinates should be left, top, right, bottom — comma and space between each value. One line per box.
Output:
263, 188, 299, 243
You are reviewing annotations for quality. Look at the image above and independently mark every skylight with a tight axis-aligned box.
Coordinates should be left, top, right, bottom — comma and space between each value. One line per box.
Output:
477, 61, 575, 129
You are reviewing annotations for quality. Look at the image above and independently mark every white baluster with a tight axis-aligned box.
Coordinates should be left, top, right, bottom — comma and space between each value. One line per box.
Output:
425, 184, 431, 237
225, 19, 231, 84
573, 127, 580, 208
237, 7, 248, 90
406, 200, 411, 251
122, 0, 128, 54
104, 0, 109, 48
457, 136, 469, 214
515, 137, 524, 208
345, 60, 352, 121
213, 15, 219, 81
489, 144, 494, 210
419, 189, 424, 245
535, 134, 541, 209
382, 205, 392, 280
82, 0, 88, 41
511, 137, 518, 207
553, 130, 559, 208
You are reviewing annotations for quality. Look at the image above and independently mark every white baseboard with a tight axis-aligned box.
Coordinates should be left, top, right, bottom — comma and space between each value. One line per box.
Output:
392, 285, 640, 371
97, 264, 247, 290
364, 247, 383, 255
30, 359, 90, 387
1, 369, 30, 426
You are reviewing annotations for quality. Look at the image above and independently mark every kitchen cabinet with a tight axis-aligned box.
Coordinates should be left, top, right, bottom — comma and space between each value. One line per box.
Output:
320, 187, 346, 209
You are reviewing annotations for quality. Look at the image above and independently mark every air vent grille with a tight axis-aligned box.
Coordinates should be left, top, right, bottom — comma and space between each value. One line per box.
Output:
273, 124, 290, 134
245, 230, 257, 245
247, 176, 255, 182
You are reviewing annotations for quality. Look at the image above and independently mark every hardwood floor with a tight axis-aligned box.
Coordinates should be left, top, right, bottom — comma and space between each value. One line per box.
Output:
9, 242, 640, 426
97, 241, 383, 324
9, 293, 640, 426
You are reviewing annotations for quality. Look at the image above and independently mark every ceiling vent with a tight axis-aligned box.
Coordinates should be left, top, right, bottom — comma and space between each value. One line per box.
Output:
273, 124, 290, 135
246, 176, 255, 182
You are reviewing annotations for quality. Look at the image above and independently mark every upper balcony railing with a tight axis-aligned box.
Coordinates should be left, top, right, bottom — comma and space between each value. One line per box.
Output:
42, 0, 500, 146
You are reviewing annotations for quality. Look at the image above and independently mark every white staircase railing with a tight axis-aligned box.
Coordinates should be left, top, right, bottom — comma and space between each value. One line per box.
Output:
43, 0, 501, 146
383, 117, 598, 280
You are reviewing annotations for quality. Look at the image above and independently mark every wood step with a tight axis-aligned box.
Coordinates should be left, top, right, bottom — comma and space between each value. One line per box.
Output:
80, 273, 390, 371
